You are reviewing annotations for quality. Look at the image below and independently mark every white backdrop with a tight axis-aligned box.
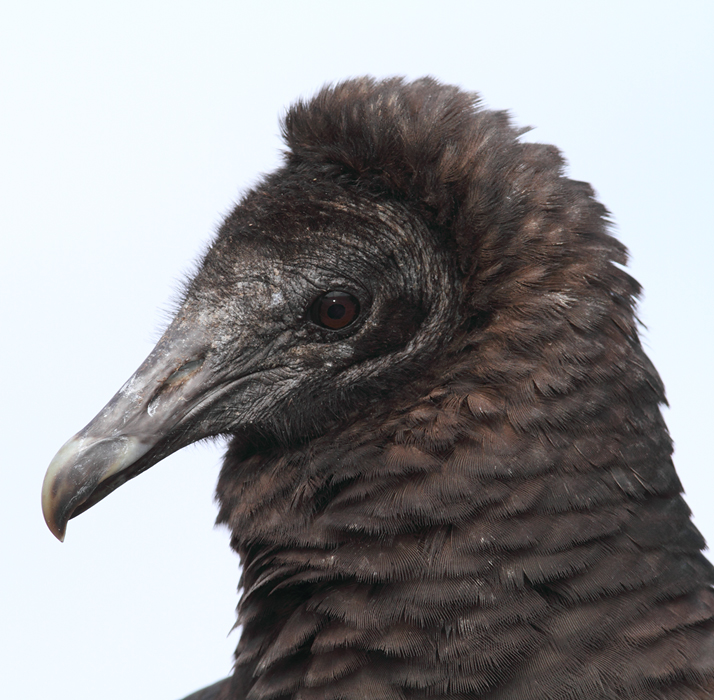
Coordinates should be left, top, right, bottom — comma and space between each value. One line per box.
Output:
2, 2, 712, 699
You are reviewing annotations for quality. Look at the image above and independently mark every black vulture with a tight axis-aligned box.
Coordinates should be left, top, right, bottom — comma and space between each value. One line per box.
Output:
42, 77, 714, 700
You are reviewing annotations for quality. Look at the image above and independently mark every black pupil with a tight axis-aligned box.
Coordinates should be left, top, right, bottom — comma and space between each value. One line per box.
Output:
327, 303, 346, 320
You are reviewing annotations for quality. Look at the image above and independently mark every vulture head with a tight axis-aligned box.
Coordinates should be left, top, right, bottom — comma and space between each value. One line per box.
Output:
43, 78, 714, 700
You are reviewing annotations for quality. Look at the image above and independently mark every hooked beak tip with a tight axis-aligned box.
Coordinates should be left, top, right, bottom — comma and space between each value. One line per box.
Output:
41, 487, 68, 542
41, 438, 81, 541
49, 519, 67, 543
41, 435, 151, 542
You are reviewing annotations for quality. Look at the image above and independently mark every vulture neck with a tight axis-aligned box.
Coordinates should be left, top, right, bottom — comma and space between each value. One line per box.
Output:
215, 324, 714, 699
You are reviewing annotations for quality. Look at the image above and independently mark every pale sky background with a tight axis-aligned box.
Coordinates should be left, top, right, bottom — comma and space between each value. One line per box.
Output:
2, 2, 712, 699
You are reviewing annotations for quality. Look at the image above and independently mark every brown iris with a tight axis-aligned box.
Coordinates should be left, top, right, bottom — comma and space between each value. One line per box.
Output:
311, 291, 360, 330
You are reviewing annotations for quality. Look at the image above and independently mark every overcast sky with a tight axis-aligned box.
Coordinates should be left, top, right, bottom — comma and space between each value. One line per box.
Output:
2, 2, 713, 699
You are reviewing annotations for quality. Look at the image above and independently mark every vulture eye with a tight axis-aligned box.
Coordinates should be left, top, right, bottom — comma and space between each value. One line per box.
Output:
310, 291, 360, 330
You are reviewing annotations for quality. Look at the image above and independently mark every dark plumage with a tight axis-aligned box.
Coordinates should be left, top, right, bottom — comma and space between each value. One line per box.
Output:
43, 77, 714, 699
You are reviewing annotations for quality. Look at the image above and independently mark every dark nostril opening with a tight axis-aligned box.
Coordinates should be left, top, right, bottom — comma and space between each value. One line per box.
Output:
163, 359, 204, 388
147, 359, 205, 418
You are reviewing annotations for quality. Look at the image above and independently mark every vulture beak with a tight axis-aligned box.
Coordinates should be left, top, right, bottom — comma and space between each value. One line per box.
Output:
42, 319, 219, 542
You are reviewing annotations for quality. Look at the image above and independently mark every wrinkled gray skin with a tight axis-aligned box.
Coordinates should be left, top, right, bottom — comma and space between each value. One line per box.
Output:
42, 183, 457, 540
